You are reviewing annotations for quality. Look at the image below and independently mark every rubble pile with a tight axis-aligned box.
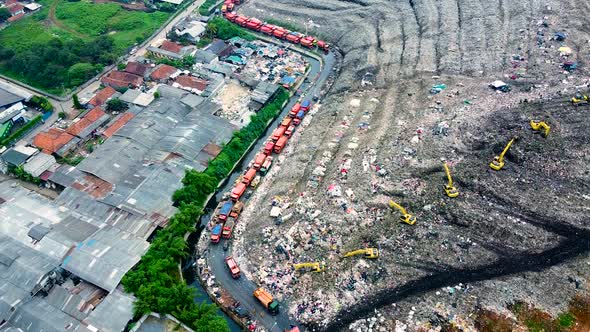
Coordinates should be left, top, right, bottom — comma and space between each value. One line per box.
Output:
239, 41, 308, 85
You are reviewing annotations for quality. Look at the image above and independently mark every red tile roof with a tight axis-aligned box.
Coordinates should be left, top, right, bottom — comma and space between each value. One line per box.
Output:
88, 86, 116, 107
149, 64, 177, 81
175, 75, 208, 91
66, 107, 106, 137
102, 112, 134, 138
160, 40, 182, 54
5, 0, 17, 5
7, 12, 24, 22
124, 62, 150, 76
101, 71, 143, 89
7, 3, 24, 14
33, 128, 75, 154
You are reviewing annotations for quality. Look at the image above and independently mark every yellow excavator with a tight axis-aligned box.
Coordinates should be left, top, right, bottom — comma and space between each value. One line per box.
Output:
571, 92, 589, 104
443, 163, 459, 198
388, 200, 416, 225
530, 120, 550, 137
293, 262, 325, 273
489, 138, 515, 171
343, 248, 379, 259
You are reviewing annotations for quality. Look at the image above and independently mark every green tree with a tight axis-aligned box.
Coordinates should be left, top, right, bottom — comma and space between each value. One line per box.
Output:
72, 94, 83, 109
58, 112, 67, 119
0, 8, 10, 22
68, 63, 100, 86
117, 63, 126, 71
106, 98, 128, 112
153, 91, 160, 98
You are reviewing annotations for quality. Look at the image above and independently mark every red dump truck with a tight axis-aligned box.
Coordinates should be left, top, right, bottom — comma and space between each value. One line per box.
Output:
263, 141, 275, 155
225, 256, 241, 278
242, 168, 257, 186
301, 100, 311, 112
300, 36, 315, 48
273, 27, 288, 39
253, 153, 266, 169
260, 24, 276, 35
293, 110, 305, 126
253, 287, 279, 315
222, 217, 235, 239
235, 15, 248, 26
274, 136, 288, 154
317, 40, 330, 52
288, 103, 301, 118
218, 201, 233, 221
246, 18, 263, 31
285, 32, 302, 44
271, 126, 286, 141
210, 224, 222, 243
225, 12, 237, 21
231, 183, 247, 201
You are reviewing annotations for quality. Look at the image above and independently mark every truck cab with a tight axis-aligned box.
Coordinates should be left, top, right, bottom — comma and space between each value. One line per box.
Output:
225, 256, 241, 278
293, 110, 305, 125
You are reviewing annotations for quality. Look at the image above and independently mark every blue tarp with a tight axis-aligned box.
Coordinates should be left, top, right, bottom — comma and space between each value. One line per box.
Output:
219, 201, 233, 216
212, 224, 222, 235
296, 110, 305, 119
301, 100, 311, 109
280, 76, 296, 86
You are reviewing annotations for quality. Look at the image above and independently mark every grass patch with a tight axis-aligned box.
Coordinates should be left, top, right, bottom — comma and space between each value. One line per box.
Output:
0, 0, 171, 94
558, 313, 575, 328
207, 17, 255, 41
198, 0, 217, 16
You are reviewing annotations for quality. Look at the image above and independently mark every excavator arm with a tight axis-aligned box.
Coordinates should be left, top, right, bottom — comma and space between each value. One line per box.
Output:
530, 120, 550, 137
490, 138, 515, 171
343, 248, 379, 259
443, 163, 459, 197
388, 200, 416, 225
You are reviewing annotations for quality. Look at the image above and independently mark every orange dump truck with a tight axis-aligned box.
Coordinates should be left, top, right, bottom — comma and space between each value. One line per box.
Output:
253, 153, 266, 169
231, 182, 246, 201
274, 136, 288, 153
281, 117, 292, 128
271, 126, 286, 141
253, 287, 279, 315
242, 168, 257, 186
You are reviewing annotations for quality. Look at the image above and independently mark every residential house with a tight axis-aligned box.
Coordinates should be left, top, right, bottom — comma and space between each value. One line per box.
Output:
119, 89, 155, 107
23, 152, 56, 177
147, 40, 195, 60
249, 81, 280, 112
124, 61, 152, 77
205, 39, 235, 58
87, 86, 118, 108
174, 75, 208, 93
0, 145, 37, 169
23, 2, 42, 12
0, 102, 26, 139
101, 71, 144, 89
33, 128, 80, 157
174, 18, 206, 43
194, 49, 218, 64
149, 64, 178, 82
101, 112, 134, 138
66, 107, 110, 140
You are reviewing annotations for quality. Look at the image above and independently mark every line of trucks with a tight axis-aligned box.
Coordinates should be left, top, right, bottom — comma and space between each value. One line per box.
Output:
221, 1, 330, 53
208, 99, 313, 321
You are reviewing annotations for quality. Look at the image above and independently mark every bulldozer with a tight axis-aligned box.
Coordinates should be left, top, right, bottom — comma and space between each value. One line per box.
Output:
489, 138, 515, 171
530, 120, 550, 137
571, 92, 589, 104
343, 248, 379, 259
388, 200, 416, 225
293, 262, 325, 273
443, 163, 459, 198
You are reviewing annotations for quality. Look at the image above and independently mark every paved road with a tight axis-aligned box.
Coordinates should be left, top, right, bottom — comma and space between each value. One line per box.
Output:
200, 48, 337, 332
